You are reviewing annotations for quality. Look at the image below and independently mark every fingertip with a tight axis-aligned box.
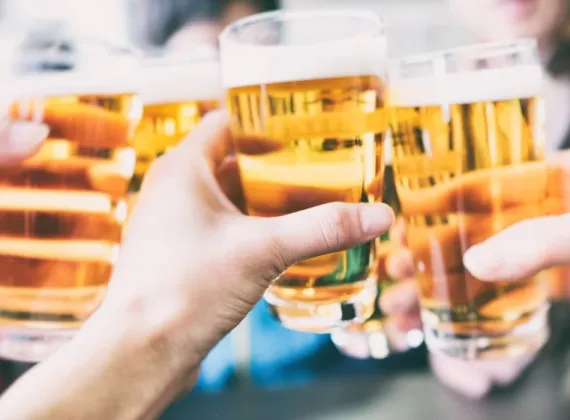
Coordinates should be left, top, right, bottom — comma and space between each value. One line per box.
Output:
358, 203, 395, 237
463, 243, 503, 282
0, 121, 49, 164
386, 248, 415, 280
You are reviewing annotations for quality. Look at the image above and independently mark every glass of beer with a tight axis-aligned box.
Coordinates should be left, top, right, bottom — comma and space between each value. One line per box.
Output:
388, 40, 549, 359
219, 10, 387, 333
130, 54, 221, 194
331, 145, 424, 358
0, 40, 141, 362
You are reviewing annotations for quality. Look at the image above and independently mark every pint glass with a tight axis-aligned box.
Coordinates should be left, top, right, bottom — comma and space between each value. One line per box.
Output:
389, 40, 550, 359
220, 10, 387, 333
331, 159, 424, 358
0, 40, 140, 362
130, 55, 221, 192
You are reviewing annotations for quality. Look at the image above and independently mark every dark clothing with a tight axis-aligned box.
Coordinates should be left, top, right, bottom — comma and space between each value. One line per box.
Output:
548, 38, 570, 149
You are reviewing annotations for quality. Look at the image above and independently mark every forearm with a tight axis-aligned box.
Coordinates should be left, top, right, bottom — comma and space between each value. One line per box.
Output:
0, 303, 200, 420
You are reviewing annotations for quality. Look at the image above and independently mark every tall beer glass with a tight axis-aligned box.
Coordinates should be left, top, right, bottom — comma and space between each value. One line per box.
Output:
331, 144, 424, 358
389, 40, 550, 359
220, 10, 387, 333
0, 41, 141, 362
130, 55, 221, 192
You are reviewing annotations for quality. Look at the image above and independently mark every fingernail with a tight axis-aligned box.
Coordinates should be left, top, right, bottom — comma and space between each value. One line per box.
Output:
463, 243, 501, 281
6, 122, 49, 152
359, 203, 395, 236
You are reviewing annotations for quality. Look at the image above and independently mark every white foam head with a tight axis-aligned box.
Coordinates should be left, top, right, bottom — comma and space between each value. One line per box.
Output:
388, 42, 542, 107
140, 54, 221, 104
2, 43, 140, 98
219, 10, 387, 88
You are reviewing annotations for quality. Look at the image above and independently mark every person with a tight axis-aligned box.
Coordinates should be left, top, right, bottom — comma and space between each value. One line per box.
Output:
380, 0, 570, 398
130, 0, 279, 54
0, 111, 395, 418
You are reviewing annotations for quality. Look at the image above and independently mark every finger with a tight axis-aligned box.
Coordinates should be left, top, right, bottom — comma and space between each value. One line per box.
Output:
379, 281, 419, 315
258, 203, 395, 273
0, 121, 49, 165
386, 247, 415, 280
389, 217, 407, 246
391, 311, 422, 332
463, 214, 570, 282
429, 354, 492, 399
479, 357, 532, 386
374, 239, 398, 279
174, 109, 231, 170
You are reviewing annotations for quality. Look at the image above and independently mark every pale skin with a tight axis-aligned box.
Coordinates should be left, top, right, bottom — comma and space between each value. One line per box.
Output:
0, 112, 395, 419
381, 0, 570, 398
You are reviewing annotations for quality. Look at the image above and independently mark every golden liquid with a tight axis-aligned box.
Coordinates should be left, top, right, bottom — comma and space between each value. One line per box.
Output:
391, 96, 554, 338
0, 92, 139, 327
227, 75, 386, 313
130, 99, 219, 191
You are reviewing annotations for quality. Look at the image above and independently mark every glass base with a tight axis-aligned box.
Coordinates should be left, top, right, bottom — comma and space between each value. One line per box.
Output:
423, 304, 550, 360
331, 318, 424, 359
0, 327, 75, 363
265, 277, 377, 333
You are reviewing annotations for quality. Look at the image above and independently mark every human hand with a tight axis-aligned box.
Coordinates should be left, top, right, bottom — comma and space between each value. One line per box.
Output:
378, 154, 568, 398
0, 110, 395, 419
103, 110, 395, 409
0, 120, 48, 164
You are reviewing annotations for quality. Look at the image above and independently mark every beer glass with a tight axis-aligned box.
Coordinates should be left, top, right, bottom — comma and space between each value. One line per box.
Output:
331, 152, 424, 358
0, 39, 141, 362
388, 40, 550, 359
130, 55, 221, 192
219, 10, 387, 333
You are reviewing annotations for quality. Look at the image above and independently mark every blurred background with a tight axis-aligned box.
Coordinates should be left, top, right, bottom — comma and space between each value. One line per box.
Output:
0, 0, 474, 55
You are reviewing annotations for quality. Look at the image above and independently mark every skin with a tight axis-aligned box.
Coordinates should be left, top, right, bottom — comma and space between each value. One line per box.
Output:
0, 112, 395, 419
382, 0, 570, 398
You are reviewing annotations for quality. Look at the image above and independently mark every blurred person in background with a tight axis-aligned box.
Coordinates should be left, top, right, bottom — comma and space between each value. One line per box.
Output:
130, 0, 279, 54
381, 0, 570, 398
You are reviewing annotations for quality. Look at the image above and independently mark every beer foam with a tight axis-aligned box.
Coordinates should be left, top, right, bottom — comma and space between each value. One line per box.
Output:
388, 65, 542, 107
219, 10, 387, 88
7, 63, 140, 99
140, 58, 222, 104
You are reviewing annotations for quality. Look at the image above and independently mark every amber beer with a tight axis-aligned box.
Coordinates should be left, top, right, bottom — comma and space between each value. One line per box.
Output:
0, 64, 140, 361
220, 10, 387, 333
131, 57, 220, 191
331, 159, 424, 358
389, 40, 551, 359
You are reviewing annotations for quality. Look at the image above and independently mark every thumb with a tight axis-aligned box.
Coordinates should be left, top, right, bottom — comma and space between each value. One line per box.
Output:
256, 202, 394, 276
463, 214, 570, 282
0, 121, 49, 165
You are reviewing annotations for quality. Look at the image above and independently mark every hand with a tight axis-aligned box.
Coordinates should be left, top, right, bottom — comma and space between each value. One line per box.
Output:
0, 120, 48, 164
378, 222, 536, 398
0, 110, 395, 419
378, 152, 570, 398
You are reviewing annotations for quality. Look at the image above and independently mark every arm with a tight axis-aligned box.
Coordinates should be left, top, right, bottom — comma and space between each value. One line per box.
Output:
0, 302, 198, 420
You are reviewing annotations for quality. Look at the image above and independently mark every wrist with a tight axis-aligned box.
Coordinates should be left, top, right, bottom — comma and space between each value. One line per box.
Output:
66, 298, 201, 418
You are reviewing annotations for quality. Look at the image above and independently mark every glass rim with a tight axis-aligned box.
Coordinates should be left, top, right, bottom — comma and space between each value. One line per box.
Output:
219, 8, 384, 49
395, 38, 538, 67
141, 49, 219, 70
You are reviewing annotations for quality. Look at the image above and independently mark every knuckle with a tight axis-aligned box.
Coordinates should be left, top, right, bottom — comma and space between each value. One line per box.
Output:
263, 237, 291, 280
